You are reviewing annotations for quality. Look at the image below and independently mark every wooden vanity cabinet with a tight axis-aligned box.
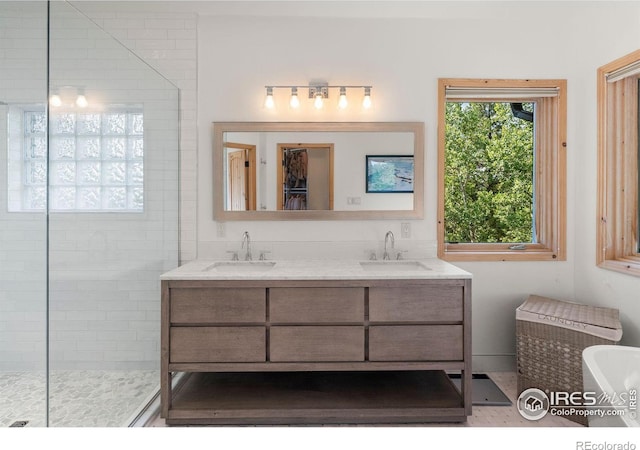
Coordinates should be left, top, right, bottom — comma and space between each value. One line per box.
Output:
161, 278, 471, 425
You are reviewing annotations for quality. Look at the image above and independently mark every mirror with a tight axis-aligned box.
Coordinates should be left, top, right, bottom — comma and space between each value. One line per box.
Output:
213, 122, 424, 221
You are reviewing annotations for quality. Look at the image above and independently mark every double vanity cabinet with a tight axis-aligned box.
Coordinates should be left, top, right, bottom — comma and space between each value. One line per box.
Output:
160, 259, 472, 425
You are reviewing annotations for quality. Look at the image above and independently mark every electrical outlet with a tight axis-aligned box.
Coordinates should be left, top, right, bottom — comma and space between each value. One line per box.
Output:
216, 223, 225, 238
401, 222, 411, 238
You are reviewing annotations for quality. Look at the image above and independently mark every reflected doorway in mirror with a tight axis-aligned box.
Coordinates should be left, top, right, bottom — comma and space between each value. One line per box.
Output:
224, 142, 257, 211
278, 143, 334, 211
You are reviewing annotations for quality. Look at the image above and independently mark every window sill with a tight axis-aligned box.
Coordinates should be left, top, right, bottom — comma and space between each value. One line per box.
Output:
598, 257, 640, 278
441, 245, 563, 262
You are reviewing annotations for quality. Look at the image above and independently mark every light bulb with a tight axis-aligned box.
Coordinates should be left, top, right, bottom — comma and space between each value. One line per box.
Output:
49, 94, 62, 107
338, 87, 348, 109
289, 87, 300, 108
75, 94, 88, 108
314, 92, 324, 109
264, 94, 275, 109
264, 87, 275, 109
362, 87, 372, 109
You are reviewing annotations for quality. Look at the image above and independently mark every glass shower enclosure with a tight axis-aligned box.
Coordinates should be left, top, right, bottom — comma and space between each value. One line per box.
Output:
0, 1, 179, 426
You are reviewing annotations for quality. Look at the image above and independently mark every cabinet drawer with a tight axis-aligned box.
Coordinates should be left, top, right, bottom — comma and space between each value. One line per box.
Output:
369, 325, 463, 361
369, 285, 463, 322
170, 327, 265, 363
170, 288, 265, 323
270, 287, 364, 323
270, 326, 364, 362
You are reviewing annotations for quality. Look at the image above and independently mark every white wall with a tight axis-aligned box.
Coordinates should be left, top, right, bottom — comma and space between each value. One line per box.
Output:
197, 2, 640, 370
4, 1, 639, 373
566, 5, 640, 348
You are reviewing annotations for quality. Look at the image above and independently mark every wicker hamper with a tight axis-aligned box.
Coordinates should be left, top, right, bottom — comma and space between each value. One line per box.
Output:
516, 295, 622, 426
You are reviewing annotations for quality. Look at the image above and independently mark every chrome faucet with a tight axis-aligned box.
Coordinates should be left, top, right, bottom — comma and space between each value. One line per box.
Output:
241, 231, 252, 261
383, 231, 395, 260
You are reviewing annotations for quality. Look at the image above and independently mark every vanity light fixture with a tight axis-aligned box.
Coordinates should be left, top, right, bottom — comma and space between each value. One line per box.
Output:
309, 83, 328, 110
263, 84, 372, 110
338, 87, 348, 109
289, 87, 300, 109
313, 91, 324, 109
264, 86, 275, 109
362, 86, 372, 109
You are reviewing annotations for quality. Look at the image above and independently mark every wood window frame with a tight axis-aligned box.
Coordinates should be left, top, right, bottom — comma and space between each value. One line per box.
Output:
596, 50, 640, 277
437, 78, 567, 262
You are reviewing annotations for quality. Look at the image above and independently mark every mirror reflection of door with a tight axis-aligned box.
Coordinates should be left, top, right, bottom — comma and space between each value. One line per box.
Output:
225, 142, 256, 211
277, 143, 334, 210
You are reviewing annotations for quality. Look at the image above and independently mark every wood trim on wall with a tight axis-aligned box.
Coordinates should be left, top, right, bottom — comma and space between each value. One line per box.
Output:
596, 50, 640, 277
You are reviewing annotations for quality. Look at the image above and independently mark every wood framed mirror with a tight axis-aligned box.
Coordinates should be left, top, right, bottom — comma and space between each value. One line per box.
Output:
213, 122, 424, 221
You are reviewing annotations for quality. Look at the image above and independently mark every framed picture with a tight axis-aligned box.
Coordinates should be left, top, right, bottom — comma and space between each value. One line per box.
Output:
366, 155, 414, 193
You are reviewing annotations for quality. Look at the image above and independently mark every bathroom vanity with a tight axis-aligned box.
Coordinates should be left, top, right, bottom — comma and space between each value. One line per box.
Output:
160, 259, 472, 425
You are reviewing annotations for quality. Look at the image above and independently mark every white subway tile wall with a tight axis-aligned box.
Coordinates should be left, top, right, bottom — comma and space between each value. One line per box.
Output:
86, 9, 197, 262
0, 2, 193, 371
0, 2, 48, 372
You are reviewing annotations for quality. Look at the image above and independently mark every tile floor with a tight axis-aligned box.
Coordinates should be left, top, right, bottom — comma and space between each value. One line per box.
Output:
147, 371, 582, 427
0, 370, 158, 427
0, 371, 584, 428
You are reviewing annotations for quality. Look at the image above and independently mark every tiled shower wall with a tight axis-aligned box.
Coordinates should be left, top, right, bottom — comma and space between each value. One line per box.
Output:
82, 5, 197, 262
0, 1, 49, 371
0, 2, 195, 371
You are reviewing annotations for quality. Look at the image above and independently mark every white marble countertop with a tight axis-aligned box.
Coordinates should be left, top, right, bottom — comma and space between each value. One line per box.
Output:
160, 258, 471, 281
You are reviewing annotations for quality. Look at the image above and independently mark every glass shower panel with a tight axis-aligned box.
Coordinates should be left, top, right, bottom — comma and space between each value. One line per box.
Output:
47, 2, 179, 426
0, 1, 49, 427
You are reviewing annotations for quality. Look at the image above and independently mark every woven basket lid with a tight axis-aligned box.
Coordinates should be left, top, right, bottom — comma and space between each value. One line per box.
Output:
518, 295, 621, 330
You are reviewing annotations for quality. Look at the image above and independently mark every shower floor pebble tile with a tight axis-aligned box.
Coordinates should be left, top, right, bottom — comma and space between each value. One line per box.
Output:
0, 370, 157, 427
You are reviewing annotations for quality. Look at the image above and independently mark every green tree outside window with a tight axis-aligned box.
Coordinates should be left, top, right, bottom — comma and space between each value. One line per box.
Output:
444, 102, 534, 243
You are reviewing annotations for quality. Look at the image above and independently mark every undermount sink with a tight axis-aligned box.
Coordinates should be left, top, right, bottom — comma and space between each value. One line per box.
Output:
359, 260, 430, 271
204, 261, 276, 272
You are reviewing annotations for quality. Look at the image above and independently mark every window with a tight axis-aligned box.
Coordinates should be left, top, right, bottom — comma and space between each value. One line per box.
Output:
597, 50, 640, 276
7, 106, 144, 212
438, 79, 567, 261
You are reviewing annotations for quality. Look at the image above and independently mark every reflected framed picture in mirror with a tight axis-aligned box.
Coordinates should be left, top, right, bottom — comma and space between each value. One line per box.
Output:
366, 155, 414, 193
